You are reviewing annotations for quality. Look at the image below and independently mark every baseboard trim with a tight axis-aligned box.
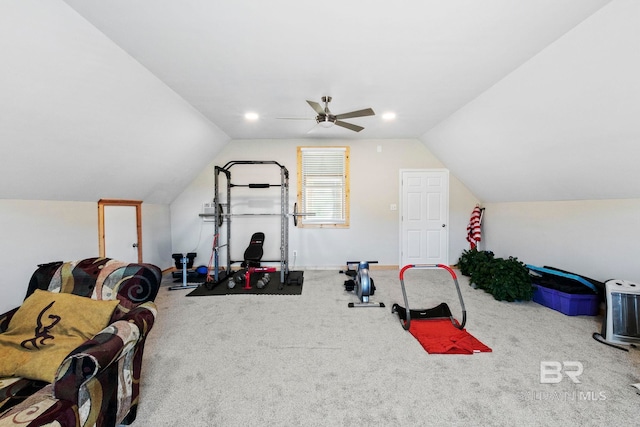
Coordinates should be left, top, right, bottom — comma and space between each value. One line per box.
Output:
369, 264, 399, 270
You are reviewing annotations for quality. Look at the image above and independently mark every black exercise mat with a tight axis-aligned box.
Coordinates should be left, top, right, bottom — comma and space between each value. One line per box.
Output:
186, 273, 303, 296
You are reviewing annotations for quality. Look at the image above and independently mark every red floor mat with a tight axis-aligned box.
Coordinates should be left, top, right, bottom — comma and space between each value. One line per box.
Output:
408, 319, 492, 354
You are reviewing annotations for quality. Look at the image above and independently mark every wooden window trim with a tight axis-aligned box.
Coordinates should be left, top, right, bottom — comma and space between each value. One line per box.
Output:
296, 146, 350, 229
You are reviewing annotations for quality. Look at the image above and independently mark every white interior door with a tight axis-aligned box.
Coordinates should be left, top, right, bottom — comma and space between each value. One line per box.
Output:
104, 205, 139, 263
400, 169, 449, 266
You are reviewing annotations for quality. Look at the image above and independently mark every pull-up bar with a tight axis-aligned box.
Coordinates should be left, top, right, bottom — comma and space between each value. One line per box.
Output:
221, 160, 288, 177
230, 183, 281, 188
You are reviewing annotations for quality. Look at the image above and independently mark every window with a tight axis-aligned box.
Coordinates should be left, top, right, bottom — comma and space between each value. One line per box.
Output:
297, 146, 349, 228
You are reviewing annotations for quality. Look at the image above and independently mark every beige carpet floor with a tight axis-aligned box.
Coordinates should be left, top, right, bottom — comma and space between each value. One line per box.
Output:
132, 268, 639, 426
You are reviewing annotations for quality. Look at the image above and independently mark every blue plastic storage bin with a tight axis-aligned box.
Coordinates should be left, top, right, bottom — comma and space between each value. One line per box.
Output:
532, 284, 599, 316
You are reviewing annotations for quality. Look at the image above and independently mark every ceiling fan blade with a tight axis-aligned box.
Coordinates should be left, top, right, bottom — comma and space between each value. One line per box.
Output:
334, 120, 364, 132
306, 100, 326, 115
306, 123, 321, 134
276, 117, 315, 120
335, 108, 375, 120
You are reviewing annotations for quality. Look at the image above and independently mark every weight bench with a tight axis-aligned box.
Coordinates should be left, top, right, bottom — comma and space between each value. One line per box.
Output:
241, 232, 265, 268
230, 232, 272, 289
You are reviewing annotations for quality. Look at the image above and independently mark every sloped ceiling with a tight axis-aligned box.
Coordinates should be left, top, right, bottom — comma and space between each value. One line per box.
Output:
422, 0, 640, 202
4, 0, 636, 204
0, 1, 229, 204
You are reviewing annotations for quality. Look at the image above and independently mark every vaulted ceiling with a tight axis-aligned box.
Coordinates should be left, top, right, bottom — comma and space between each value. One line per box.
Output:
2, 0, 637, 204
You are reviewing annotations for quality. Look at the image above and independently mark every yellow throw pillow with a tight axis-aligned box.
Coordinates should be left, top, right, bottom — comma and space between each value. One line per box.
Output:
0, 289, 119, 383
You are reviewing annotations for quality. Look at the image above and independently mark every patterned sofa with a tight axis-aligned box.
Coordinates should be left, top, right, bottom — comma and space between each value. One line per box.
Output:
0, 257, 161, 426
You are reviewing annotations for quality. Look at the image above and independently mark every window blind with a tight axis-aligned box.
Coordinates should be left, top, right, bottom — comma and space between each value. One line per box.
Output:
300, 147, 347, 225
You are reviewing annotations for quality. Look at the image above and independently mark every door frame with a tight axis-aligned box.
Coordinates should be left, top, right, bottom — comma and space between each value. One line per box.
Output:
398, 169, 449, 267
98, 199, 143, 263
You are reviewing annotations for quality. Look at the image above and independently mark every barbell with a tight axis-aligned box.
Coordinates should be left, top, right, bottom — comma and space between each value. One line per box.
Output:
200, 203, 313, 226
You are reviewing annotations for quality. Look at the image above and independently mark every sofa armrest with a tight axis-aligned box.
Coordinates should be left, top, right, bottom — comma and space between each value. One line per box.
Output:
112, 300, 158, 336
53, 319, 141, 402
53, 301, 155, 396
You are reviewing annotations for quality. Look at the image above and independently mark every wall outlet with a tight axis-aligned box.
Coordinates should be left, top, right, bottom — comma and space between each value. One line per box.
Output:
293, 250, 298, 257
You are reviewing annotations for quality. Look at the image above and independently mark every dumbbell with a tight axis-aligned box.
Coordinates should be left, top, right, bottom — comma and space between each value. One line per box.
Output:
256, 273, 271, 289
229, 272, 244, 289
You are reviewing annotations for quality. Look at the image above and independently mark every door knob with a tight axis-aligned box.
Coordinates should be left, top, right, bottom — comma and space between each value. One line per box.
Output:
442, 224, 446, 228
132, 243, 139, 248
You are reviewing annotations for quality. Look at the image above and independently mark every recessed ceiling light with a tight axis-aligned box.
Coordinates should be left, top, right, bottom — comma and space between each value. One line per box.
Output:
382, 112, 396, 120
244, 112, 259, 121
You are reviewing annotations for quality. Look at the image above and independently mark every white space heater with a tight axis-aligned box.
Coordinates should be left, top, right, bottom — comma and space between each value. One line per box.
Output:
602, 279, 640, 345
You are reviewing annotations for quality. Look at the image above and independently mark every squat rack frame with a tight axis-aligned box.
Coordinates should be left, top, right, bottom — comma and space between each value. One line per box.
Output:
205, 160, 290, 284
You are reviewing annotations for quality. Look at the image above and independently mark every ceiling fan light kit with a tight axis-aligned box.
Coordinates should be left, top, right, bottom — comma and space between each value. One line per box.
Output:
318, 116, 335, 128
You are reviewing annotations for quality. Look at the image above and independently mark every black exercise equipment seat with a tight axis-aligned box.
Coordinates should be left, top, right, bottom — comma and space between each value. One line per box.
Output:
392, 264, 466, 330
241, 232, 265, 268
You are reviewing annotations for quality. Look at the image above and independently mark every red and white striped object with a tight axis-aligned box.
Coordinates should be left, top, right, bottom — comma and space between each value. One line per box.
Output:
466, 206, 483, 249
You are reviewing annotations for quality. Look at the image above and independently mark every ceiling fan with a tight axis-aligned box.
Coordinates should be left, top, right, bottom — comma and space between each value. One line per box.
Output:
286, 96, 375, 132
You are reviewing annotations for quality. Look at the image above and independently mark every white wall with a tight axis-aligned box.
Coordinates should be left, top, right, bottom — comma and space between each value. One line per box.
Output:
141, 203, 172, 270
0, 200, 96, 313
170, 138, 479, 270
482, 199, 640, 283
0, 200, 172, 314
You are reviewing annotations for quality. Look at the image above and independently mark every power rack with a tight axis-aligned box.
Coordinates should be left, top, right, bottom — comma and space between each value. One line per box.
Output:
199, 160, 304, 287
